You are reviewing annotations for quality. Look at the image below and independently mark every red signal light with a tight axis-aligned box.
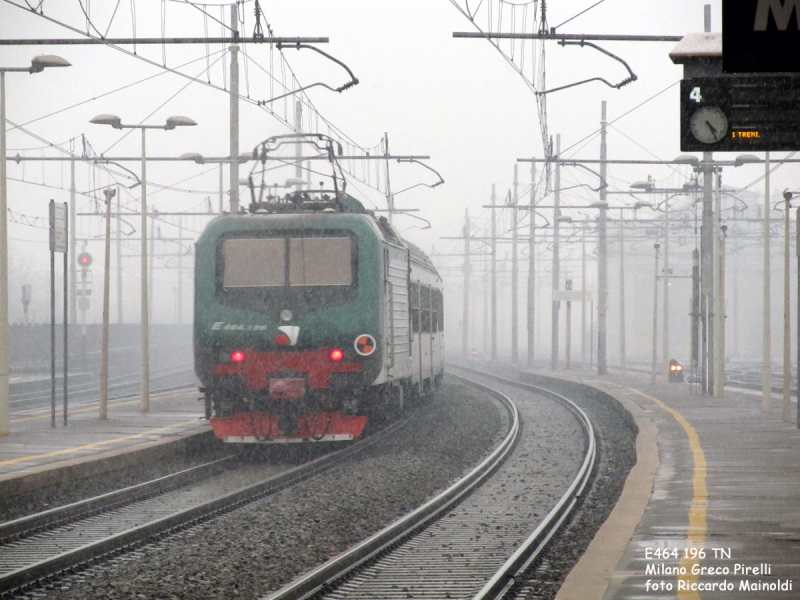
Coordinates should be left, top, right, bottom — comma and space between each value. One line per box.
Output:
329, 348, 344, 362
230, 349, 245, 363
77, 252, 92, 267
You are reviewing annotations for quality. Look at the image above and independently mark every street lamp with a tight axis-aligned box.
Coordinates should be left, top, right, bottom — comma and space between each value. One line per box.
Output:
91, 114, 197, 413
1, 54, 71, 436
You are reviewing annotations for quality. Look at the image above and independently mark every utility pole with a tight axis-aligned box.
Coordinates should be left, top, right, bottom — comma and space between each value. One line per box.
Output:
598, 101, 608, 374
99, 188, 114, 420
69, 157, 77, 325
620, 219, 626, 375
149, 209, 155, 324
116, 186, 123, 323
566, 278, 572, 369
662, 196, 670, 384
551, 135, 561, 371
783, 190, 791, 421
527, 161, 536, 367
462, 209, 470, 359
582, 218, 587, 371
229, 3, 240, 213
512, 166, 519, 362
701, 153, 715, 394
652, 242, 660, 384
177, 216, 183, 325
691, 248, 700, 386
384, 133, 394, 223
295, 102, 304, 193
763, 153, 771, 411
714, 171, 725, 396
491, 185, 498, 359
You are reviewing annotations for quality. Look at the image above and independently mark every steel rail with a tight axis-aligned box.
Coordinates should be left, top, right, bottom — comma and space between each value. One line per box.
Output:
0, 455, 238, 542
263, 374, 520, 600
450, 365, 597, 600
0, 406, 420, 596
9, 364, 195, 406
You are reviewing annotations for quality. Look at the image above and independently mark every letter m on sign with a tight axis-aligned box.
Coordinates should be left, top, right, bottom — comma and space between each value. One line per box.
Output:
723, 0, 800, 72
754, 0, 800, 30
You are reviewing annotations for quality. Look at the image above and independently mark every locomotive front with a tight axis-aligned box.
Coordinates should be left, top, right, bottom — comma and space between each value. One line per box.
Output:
195, 212, 386, 442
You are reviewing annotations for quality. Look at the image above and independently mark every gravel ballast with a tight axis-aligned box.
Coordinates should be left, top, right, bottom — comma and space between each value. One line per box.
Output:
459, 363, 638, 600
18, 381, 507, 599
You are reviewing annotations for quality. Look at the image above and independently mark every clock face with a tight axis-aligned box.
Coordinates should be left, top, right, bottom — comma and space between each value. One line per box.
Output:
690, 106, 729, 144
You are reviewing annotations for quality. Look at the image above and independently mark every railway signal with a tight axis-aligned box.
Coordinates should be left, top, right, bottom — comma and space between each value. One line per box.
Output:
77, 252, 92, 268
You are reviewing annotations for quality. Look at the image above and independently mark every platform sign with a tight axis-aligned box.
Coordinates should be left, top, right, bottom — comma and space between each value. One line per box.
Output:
49, 201, 67, 253
680, 76, 800, 152
722, 0, 800, 73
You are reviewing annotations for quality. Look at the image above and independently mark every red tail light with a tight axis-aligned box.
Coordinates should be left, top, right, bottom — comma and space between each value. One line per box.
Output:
230, 349, 245, 363
329, 348, 344, 361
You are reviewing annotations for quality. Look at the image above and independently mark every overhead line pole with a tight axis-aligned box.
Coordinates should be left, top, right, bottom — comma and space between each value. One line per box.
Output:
527, 161, 536, 367
491, 184, 498, 360
229, 3, 240, 214
69, 158, 77, 324
551, 135, 561, 371
598, 102, 608, 375
462, 209, 470, 359
763, 153, 771, 411
512, 166, 519, 363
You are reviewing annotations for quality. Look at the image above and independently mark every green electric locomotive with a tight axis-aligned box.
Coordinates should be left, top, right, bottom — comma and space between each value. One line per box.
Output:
194, 134, 444, 442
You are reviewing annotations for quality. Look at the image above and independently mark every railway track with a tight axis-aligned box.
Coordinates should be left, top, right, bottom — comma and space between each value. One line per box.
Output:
264, 369, 597, 600
8, 363, 196, 413
0, 407, 419, 597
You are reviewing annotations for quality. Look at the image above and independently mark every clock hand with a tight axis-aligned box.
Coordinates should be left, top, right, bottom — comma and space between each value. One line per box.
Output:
705, 120, 719, 136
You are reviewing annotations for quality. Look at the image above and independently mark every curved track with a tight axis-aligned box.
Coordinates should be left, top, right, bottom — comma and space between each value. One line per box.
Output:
264, 370, 596, 600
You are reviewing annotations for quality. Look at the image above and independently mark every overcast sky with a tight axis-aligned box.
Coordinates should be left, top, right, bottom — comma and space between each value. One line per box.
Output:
1, 0, 796, 330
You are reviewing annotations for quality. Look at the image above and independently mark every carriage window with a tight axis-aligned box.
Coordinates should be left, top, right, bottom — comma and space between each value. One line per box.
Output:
222, 238, 285, 287
289, 237, 352, 286
421, 285, 432, 333
432, 289, 443, 332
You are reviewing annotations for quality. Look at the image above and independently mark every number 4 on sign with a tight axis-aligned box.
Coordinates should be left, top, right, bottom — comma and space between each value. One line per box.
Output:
690, 87, 702, 103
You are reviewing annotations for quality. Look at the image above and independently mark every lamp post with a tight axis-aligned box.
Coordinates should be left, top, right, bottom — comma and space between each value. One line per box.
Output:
1, 55, 71, 435
91, 114, 197, 412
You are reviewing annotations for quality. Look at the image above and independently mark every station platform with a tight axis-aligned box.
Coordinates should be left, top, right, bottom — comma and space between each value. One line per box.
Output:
0, 387, 211, 498
542, 370, 800, 600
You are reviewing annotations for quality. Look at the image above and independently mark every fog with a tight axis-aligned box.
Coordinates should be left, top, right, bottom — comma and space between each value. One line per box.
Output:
1, 1, 798, 366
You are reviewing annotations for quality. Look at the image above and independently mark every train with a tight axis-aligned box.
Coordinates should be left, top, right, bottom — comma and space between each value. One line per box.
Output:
194, 134, 445, 443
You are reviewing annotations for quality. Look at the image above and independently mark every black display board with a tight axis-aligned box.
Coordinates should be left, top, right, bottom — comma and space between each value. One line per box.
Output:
680, 76, 800, 152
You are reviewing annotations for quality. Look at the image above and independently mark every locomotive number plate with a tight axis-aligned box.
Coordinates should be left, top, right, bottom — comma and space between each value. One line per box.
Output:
269, 378, 306, 398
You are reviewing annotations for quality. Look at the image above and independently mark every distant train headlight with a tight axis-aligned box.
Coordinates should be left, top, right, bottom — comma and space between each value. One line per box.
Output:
279, 309, 293, 322
230, 349, 246, 363
329, 348, 344, 361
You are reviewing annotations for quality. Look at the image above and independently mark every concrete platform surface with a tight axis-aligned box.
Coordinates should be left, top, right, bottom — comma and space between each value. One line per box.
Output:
0, 387, 210, 497
551, 372, 800, 600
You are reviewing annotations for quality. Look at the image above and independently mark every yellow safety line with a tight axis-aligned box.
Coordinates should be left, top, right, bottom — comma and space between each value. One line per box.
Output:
0, 419, 206, 468
611, 383, 707, 600
10, 390, 192, 424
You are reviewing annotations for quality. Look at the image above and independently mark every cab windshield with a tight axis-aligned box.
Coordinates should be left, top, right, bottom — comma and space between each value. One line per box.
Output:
216, 232, 358, 316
